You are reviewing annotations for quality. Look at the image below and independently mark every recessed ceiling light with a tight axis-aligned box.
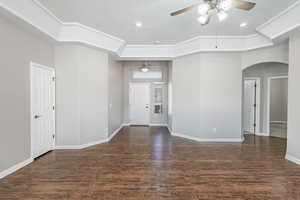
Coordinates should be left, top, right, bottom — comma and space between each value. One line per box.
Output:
240, 22, 248, 27
135, 22, 143, 27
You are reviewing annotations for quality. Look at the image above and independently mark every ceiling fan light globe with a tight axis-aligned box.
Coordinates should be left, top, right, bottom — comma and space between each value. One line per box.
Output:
198, 3, 210, 15
219, 0, 232, 11
217, 10, 228, 22
198, 15, 209, 25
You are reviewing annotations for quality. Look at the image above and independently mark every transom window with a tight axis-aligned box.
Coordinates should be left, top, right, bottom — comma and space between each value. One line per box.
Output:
132, 71, 162, 80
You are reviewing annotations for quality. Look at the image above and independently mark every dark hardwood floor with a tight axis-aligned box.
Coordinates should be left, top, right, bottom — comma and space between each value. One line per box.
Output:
1, 126, 300, 200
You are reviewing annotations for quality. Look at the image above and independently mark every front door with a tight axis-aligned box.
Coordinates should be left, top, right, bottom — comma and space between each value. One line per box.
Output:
129, 83, 150, 125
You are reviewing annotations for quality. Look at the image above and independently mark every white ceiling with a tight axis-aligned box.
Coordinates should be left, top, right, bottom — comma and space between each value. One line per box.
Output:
37, 0, 297, 44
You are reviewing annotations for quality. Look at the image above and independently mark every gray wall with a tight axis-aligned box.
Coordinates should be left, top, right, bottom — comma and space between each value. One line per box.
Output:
241, 42, 289, 69
55, 44, 109, 146
108, 56, 124, 136
172, 52, 242, 140
55, 45, 80, 145
243, 63, 288, 133
287, 31, 300, 161
123, 61, 169, 125
78, 46, 109, 144
270, 78, 288, 122
0, 16, 54, 172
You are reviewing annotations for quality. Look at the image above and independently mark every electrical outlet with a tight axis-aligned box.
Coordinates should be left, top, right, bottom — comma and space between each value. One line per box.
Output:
213, 128, 217, 133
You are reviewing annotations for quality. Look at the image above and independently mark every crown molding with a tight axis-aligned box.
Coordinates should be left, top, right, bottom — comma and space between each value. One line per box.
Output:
0, 0, 299, 59
119, 44, 175, 59
31, 0, 63, 24
0, 0, 61, 39
256, 0, 300, 40
58, 22, 126, 52
119, 34, 273, 59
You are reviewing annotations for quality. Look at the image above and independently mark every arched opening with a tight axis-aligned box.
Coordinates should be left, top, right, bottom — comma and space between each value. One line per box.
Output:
242, 62, 289, 142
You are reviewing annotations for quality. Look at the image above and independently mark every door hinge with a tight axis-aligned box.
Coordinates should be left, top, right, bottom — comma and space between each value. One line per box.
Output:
53, 106, 55, 110
52, 134, 55, 139
52, 77, 56, 81
254, 123, 256, 127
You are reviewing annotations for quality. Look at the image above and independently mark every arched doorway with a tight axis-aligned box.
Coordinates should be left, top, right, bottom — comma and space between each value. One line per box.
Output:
242, 62, 289, 138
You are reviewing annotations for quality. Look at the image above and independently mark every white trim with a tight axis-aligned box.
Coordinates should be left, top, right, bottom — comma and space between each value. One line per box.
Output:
257, 1, 300, 31
286, 154, 300, 165
255, 132, 270, 137
55, 125, 124, 150
55, 139, 108, 150
149, 124, 168, 127
30, 62, 54, 71
31, 0, 63, 24
244, 77, 261, 134
256, 1, 300, 39
244, 132, 269, 137
108, 126, 123, 141
0, 158, 33, 179
270, 121, 288, 124
30, 62, 56, 159
1, 0, 299, 59
172, 133, 244, 143
177, 34, 259, 46
122, 123, 169, 127
267, 76, 288, 135
167, 126, 172, 134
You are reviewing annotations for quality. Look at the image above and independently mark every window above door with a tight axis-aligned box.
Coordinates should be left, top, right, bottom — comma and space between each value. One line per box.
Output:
132, 71, 162, 80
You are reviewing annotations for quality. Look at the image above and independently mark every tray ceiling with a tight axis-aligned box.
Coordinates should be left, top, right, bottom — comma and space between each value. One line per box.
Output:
37, 0, 298, 44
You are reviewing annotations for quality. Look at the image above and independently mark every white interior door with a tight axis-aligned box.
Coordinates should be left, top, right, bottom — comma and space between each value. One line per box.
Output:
243, 79, 257, 133
31, 63, 55, 159
129, 83, 150, 125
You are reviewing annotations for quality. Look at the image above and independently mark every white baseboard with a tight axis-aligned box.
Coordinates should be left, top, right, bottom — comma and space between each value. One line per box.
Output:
108, 126, 123, 141
55, 125, 124, 150
55, 138, 108, 150
167, 126, 172, 134
172, 132, 244, 142
149, 123, 168, 127
286, 154, 300, 165
270, 121, 287, 124
122, 123, 168, 127
255, 132, 270, 136
0, 158, 33, 179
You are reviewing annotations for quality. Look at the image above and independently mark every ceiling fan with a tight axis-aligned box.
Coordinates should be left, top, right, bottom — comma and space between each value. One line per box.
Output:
170, 0, 256, 25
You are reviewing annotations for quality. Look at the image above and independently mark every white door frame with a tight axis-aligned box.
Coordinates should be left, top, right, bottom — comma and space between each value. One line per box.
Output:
129, 82, 151, 126
267, 75, 288, 135
30, 62, 56, 159
244, 77, 261, 134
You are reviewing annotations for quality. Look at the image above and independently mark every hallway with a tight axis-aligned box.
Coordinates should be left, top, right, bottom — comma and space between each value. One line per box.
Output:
1, 126, 300, 200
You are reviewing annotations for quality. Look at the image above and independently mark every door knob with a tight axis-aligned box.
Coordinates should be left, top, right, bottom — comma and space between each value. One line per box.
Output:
34, 115, 42, 119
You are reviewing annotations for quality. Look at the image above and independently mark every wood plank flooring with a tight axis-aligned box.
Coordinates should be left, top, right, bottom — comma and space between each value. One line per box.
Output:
1, 126, 300, 199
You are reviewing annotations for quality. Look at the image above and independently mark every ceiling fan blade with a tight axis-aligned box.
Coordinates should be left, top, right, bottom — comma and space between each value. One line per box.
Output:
170, 3, 201, 16
232, 0, 256, 11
